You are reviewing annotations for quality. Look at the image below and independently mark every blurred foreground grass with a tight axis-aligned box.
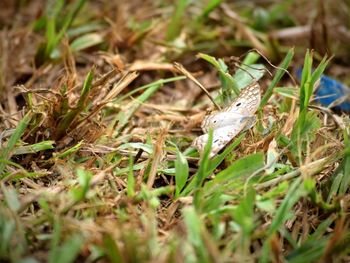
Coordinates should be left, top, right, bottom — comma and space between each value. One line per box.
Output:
0, 0, 350, 262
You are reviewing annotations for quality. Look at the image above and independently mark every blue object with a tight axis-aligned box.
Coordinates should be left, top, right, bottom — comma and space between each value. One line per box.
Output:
296, 68, 350, 112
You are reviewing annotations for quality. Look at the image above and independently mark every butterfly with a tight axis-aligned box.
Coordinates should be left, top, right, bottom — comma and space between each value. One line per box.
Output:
192, 82, 261, 157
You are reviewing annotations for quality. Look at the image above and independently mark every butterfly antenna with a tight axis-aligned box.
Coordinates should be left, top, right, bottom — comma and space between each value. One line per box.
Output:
173, 62, 221, 111
228, 56, 273, 77
231, 60, 261, 81
243, 48, 298, 87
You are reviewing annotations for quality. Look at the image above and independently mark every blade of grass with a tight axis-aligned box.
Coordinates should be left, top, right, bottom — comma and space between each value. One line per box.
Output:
290, 51, 329, 163
261, 177, 308, 263
181, 133, 245, 196
231, 188, 256, 256
12, 140, 55, 155
195, 0, 223, 23
70, 168, 92, 202
0, 112, 32, 174
328, 130, 350, 201
54, 141, 83, 159
127, 156, 136, 197
183, 206, 209, 262
165, 0, 188, 41
49, 218, 83, 263
103, 234, 123, 263
114, 76, 185, 104
1, 184, 21, 212
174, 147, 189, 198
193, 129, 213, 208
55, 70, 93, 139
111, 77, 182, 137
259, 48, 294, 109
285, 238, 328, 263
198, 53, 240, 101
213, 152, 265, 183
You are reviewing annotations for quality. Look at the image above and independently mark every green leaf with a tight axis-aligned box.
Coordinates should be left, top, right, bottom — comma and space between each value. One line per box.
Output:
195, 0, 223, 23
117, 142, 153, 155
261, 177, 308, 262
175, 148, 189, 198
0, 112, 32, 174
193, 129, 213, 208
49, 219, 83, 263
112, 77, 184, 137
51, 33, 104, 59
232, 188, 256, 247
328, 130, 350, 200
233, 64, 266, 89
103, 234, 124, 263
286, 238, 328, 263
180, 133, 245, 196
49, 234, 83, 263
165, 0, 189, 41
198, 53, 240, 101
55, 69, 94, 139
55, 141, 83, 159
127, 156, 136, 197
259, 48, 294, 109
308, 215, 336, 241
12, 140, 55, 155
71, 168, 92, 202
214, 152, 265, 183
268, 178, 306, 235
2, 185, 21, 212
183, 206, 209, 262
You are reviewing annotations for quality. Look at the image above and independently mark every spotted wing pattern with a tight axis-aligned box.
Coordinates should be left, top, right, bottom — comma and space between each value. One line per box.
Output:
193, 82, 261, 157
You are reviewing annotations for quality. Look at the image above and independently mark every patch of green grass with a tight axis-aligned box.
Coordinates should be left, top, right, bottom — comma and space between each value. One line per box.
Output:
34, 0, 87, 65
1, 1, 349, 262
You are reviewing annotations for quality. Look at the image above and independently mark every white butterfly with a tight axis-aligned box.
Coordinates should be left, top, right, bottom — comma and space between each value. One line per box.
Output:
192, 82, 261, 157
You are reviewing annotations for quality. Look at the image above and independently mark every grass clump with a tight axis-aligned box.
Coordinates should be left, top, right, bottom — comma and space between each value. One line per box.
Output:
1, 1, 350, 262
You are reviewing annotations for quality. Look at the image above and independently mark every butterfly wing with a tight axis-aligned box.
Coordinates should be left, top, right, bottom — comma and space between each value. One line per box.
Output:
201, 111, 247, 133
192, 122, 247, 157
224, 82, 261, 116
193, 82, 261, 157
201, 82, 261, 132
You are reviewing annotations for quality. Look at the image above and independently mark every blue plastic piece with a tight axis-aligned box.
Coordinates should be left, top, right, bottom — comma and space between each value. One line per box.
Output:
296, 68, 350, 112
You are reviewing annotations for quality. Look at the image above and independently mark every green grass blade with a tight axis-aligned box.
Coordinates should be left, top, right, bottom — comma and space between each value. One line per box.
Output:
259, 48, 294, 109
12, 140, 55, 155
209, 133, 245, 172
55, 0, 87, 47
267, 178, 305, 235
180, 133, 245, 196
193, 129, 213, 208
183, 206, 209, 262
308, 215, 336, 241
112, 77, 184, 137
127, 156, 136, 197
214, 152, 264, 183
195, 0, 223, 23
0, 112, 32, 174
285, 238, 328, 263
49, 219, 83, 263
174, 147, 189, 198
55, 70, 93, 139
232, 188, 256, 251
55, 141, 83, 159
261, 177, 308, 262
198, 53, 240, 100
1, 184, 21, 212
165, 0, 188, 41
71, 168, 92, 202
103, 234, 123, 263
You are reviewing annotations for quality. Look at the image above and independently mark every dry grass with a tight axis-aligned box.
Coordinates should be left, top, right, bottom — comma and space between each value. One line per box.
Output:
0, 1, 350, 262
